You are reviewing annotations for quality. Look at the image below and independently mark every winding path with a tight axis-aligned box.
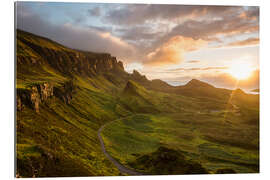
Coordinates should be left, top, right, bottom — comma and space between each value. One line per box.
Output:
98, 121, 143, 176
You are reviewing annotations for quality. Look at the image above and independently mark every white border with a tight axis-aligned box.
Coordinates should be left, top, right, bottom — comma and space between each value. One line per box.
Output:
1, 0, 269, 180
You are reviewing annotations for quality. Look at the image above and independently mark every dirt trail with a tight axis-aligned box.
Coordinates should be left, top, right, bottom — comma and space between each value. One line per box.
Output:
98, 122, 143, 176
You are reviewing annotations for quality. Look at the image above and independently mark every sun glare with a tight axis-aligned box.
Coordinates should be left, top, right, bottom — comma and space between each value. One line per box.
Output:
227, 63, 253, 80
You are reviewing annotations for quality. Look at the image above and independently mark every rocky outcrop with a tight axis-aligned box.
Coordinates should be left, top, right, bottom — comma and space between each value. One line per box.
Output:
17, 81, 75, 113
39, 82, 54, 101
54, 81, 75, 105
17, 89, 32, 112
128, 146, 209, 175
30, 86, 41, 113
117, 61, 124, 70
130, 70, 148, 83
17, 82, 54, 113
17, 94, 23, 111
16, 56, 43, 65
123, 80, 140, 95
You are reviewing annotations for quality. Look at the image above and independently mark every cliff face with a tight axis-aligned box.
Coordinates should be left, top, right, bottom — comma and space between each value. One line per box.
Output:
17, 31, 124, 77
17, 82, 54, 113
17, 81, 75, 113
54, 81, 76, 105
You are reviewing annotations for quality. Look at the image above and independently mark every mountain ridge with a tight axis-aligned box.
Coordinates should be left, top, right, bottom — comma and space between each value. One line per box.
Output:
17, 29, 236, 92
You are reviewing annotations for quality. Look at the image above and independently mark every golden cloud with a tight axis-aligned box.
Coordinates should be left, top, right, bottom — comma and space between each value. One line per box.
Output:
227, 37, 259, 47
99, 32, 134, 50
145, 36, 207, 66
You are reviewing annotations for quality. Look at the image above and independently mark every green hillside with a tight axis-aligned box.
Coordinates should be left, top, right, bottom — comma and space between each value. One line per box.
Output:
16, 29, 259, 177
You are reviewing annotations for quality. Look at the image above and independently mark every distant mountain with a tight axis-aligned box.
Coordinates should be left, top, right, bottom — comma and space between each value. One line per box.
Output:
184, 79, 215, 88
172, 79, 230, 101
251, 88, 260, 92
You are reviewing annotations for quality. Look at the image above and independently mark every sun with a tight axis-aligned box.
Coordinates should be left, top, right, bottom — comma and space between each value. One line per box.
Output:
227, 63, 253, 80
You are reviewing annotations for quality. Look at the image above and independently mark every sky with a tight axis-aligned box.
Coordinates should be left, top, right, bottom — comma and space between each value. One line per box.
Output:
16, 2, 259, 91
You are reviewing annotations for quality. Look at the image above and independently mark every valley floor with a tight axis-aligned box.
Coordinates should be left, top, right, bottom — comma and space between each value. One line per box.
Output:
101, 113, 259, 174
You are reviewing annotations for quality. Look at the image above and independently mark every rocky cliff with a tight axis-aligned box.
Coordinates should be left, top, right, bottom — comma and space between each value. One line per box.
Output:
54, 81, 76, 105
16, 29, 124, 113
17, 81, 75, 113
17, 82, 54, 113
17, 29, 124, 77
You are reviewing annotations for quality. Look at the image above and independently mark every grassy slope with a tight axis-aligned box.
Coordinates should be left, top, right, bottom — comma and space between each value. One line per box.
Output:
102, 82, 259, 174
16, 76, 126, 176
16, 30, 128, 177
102, 113, 259, 174
16, 30, 259, 176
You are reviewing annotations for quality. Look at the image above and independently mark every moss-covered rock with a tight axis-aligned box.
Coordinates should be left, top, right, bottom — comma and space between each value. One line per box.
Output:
129, 146, 209, 175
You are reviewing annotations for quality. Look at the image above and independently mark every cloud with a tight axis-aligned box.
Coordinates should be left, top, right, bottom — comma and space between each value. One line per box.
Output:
239, 6, 259, 20
98, 31, 133, 49
104, 5, 243, 25
87, 25, 112, 33
187, 60, 200, 63
124, 62, 144, 73
211, 37, 260, 49
141, 6, 259, 57
115, 26, 162, 41
226, 37, 259, 47
88, 7, 101, 16
166, 15, 258, 42
168, 66, 228, 72
104, 5, 258, 44
144, 36, 207, 66
16, 3, 136, 62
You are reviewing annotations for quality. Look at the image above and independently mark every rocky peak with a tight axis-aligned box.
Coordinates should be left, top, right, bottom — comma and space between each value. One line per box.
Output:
117, 61, 124, 70
133, 70, 141, 76
123, 80, 140, 95
185, 79, 214, 88
233, 88, 246, 95
131, 70, 148, 82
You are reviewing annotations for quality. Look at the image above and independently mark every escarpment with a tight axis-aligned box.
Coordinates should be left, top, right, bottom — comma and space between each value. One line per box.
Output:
17, 30, 124, 77
16, 29, 125, 113
17, 49, 124, 76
